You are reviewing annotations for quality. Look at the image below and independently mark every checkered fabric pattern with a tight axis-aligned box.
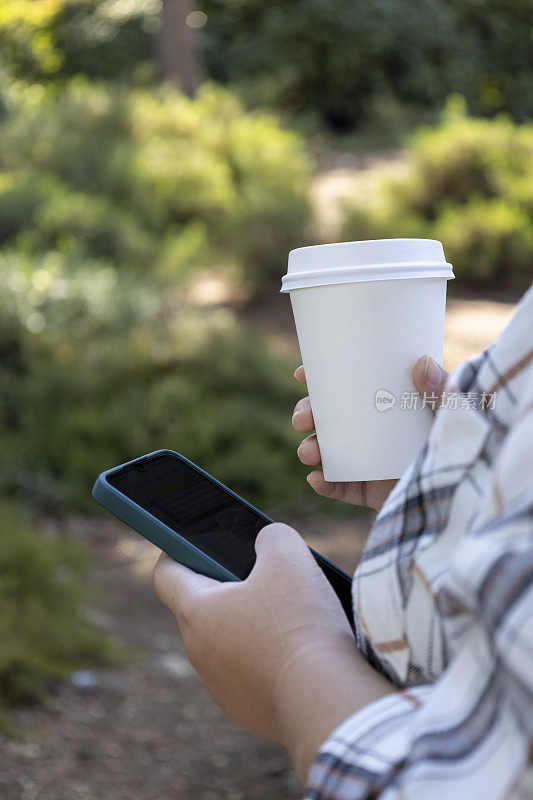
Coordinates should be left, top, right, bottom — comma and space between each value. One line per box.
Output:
306, 283, 533, 800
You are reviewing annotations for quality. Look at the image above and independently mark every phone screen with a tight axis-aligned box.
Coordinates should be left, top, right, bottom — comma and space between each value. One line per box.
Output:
107, 452, 267, 579
107, 451, 354, 627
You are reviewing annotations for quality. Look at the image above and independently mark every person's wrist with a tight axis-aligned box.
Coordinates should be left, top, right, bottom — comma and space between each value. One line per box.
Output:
273, 630, 358, 780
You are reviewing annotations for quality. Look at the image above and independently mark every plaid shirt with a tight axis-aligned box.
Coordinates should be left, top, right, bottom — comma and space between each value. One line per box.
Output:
306, 283, 533, 800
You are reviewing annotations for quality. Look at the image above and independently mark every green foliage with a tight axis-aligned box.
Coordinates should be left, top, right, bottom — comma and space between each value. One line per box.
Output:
389, 101, 533, 217
432, 199, 533, 289
342, 104, 533, 290
200, 0, 533, 130
0, 57, 312, 718
0, 79, 311, 290
2, 0, 531, 132
0, 256, 304, 513
0, 0, 156, 84
0, 500, 110, 708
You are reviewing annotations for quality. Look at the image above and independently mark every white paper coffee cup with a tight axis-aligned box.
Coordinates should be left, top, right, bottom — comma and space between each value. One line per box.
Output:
281, 239, 454, 482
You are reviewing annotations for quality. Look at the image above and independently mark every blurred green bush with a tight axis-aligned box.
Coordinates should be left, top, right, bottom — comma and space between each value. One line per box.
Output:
2, 0, 531, 132
0, 0, 156, 84
201, 0, 533, 130
0, 255, 303, 513
0, 69, 312, 718
342, 102, 533, 290
0, 28, 315, 718
0, 78, 311, 291
0, 500, 110, 710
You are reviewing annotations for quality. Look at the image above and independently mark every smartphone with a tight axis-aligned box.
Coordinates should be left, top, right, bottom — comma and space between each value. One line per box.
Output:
92, 450, 354, 627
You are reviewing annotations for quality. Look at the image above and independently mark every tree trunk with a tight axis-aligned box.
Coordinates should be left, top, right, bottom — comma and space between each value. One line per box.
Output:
157, 0, 205, 97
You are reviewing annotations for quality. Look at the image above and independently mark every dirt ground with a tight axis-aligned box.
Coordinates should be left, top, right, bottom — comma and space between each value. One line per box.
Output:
0, 157, 519, 799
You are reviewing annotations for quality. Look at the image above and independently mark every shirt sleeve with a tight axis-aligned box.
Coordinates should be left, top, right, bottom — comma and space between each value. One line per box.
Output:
305, 690, 429, 800
305, 397, 533, 800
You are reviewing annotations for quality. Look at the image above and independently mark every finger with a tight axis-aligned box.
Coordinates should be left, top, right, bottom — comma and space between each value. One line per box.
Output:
251, 522, 316, 577
413, 355, 449, 413
153, 552, 218, 617
306, 470, 363, 504
306, 471, 397, 511
292, 397, 314, 432
297, 434, 321, 466
294, 365, 306, 384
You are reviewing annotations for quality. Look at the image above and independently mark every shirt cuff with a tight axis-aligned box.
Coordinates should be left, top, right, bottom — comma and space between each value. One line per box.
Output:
304, 688, 431, 800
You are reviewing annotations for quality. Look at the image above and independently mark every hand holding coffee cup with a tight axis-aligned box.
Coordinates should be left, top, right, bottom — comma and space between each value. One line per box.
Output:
292, 355, 450, 512
282, 239, 454, 484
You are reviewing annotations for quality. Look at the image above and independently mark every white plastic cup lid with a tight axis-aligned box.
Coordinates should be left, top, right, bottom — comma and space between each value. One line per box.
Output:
281, 239, 454, 293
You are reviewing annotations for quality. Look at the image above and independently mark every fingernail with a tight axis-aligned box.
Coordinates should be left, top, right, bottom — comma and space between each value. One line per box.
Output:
293, 366, 300, 378
424, 355, 443, 386
292, 399, 304, 421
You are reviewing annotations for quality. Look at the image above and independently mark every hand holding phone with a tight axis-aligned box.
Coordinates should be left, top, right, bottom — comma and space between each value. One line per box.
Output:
92, 450, 354, 627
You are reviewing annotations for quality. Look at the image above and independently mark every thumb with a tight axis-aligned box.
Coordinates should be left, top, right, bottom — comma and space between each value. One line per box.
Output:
251, 522, 316, 578
413, 355, 449, 413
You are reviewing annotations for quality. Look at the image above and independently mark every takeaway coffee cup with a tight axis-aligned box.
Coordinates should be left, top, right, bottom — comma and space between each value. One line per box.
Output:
281, 239, 454, 482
